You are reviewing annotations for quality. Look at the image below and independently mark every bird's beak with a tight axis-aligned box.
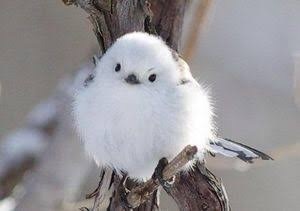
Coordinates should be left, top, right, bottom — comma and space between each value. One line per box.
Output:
125, 74, 140, 85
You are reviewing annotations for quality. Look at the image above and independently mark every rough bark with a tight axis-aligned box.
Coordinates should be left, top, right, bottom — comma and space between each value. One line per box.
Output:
65, 0, 186, 52
167, 162, 230, 211
63, 0, 230, 210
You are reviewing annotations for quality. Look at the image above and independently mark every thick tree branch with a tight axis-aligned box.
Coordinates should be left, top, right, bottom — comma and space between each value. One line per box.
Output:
64, 0, 187, 51
167, 162, 230, 211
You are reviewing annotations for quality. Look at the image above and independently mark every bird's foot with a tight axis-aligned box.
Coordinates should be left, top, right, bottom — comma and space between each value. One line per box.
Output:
119, 174, 133, 209
152, 157, 175, 192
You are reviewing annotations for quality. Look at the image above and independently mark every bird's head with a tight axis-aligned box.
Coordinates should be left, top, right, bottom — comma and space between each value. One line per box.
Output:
84, 32, 189, 90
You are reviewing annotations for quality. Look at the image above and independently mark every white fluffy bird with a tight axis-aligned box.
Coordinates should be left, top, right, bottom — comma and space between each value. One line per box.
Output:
73, 32, 272, 181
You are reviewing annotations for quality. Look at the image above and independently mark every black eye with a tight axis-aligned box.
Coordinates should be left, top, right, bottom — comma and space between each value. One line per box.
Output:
84, 74, 95, 87
115, 63, 121, 72
148, 74, 156, 82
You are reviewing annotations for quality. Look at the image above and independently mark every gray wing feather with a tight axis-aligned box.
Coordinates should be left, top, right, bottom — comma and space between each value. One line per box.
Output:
209, 138, 273, 163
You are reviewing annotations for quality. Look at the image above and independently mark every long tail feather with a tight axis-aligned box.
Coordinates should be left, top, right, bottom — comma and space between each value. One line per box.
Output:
209, 138, 273, 163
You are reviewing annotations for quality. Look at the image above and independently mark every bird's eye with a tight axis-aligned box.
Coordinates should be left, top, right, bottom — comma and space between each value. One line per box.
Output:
115, 63, 121, 72
148, 74, 156, 82
84, 74, 95, 87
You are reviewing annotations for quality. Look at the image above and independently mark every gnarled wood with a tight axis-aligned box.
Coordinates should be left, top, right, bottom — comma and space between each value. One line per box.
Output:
167, 162, 230, 211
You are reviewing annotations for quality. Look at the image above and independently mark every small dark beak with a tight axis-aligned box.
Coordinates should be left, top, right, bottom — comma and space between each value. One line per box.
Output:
125, 74, 140, 85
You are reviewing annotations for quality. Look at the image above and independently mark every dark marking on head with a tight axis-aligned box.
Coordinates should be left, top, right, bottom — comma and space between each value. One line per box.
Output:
170, 48, 179, 61
178, 78, 191, 86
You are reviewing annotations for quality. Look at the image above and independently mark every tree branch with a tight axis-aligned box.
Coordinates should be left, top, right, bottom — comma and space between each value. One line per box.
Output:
167, 162, 230, 211
126, 145, 197, 208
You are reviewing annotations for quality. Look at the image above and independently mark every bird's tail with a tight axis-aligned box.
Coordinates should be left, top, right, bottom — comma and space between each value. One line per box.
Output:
208, 138, 273, 163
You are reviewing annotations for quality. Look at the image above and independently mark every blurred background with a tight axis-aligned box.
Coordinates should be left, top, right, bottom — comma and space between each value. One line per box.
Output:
1, 0, 300, 210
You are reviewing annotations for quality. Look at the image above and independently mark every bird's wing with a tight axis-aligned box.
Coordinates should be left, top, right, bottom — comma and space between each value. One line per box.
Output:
208, 138, 273, 163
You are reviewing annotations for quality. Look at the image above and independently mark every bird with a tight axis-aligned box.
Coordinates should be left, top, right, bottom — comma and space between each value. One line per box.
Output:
73, 32, 272, 184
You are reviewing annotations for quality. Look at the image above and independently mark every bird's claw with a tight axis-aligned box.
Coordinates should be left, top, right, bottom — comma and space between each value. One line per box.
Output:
152, 157, 175, 191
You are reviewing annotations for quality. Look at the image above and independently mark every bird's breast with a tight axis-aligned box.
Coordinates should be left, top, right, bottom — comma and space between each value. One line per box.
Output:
74, 81, 212, 179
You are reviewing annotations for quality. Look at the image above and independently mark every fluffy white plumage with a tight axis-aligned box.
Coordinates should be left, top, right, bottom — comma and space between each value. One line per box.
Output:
73, 32, 213, 179
73, 32, 271, 180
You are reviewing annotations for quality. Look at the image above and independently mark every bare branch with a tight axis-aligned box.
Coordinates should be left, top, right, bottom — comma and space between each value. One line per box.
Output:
127, 145, 197, 208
